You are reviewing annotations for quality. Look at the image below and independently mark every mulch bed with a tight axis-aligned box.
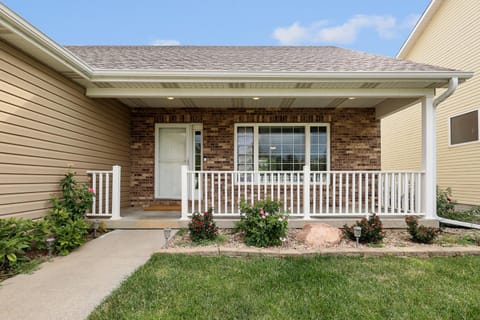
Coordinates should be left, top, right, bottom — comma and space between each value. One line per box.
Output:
171, 227, 480, 251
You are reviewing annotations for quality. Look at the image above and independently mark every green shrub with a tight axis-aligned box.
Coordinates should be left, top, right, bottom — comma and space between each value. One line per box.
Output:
0, 219, 32, 271
343, 214, 385, 244
405, 216, 440, 244
46, 208, 89, 256
51, 171, 95, 220
437, 187, 456, 217
188, 209, 218, 242
237, 199, 289, 247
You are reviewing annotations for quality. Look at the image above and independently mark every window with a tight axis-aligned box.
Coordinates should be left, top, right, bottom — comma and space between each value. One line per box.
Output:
450, 110, 479, 145
235, 124, 329, 172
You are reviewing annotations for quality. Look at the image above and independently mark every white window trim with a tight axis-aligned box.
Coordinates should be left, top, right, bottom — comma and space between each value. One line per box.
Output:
154, 123, 202, 199
234, 123, 331, 172
448, 109, 480, 147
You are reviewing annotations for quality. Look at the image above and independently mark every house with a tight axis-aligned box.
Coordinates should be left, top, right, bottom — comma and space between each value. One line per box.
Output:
382, 0, 480, 208
0, 3, 472, 227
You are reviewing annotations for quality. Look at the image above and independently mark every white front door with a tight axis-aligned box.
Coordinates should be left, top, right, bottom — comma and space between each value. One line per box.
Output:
155, 124, 203, 199
156, 126, 188, 199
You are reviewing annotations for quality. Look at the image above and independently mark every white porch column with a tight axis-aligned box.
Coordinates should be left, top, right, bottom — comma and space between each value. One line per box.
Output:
421, 95, 436, 219
111, 165, 121, 220
181, 165, 189, 220
303, 165, 311, 219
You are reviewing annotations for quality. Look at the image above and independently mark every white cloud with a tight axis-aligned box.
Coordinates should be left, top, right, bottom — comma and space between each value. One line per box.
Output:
151, 39, 180, 46
273, 13, 419, 45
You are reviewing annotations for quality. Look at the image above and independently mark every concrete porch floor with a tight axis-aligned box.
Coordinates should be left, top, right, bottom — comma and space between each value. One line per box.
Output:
90, 207, 439, 229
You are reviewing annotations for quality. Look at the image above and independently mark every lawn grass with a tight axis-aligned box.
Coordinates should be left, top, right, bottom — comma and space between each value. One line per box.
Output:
89, 255, 480, 320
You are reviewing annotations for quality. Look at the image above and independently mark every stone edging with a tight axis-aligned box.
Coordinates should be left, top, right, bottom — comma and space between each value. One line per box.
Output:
157, 246, 480, 258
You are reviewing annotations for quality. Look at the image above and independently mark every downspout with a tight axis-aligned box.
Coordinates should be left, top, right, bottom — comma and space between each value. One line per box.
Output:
433, 77, 458, 107
431, 77, 480, 229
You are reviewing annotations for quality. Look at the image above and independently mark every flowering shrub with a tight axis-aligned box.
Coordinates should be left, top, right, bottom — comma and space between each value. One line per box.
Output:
237, 199, 288, 247
188, 209, 218, 242
343, 214, 385, 244
437, 187, 456, 217
51, 171, 95, 220
405, 216, 440, 244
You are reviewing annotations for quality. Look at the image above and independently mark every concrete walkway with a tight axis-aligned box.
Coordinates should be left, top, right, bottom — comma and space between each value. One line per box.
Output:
0, 230, 168, 320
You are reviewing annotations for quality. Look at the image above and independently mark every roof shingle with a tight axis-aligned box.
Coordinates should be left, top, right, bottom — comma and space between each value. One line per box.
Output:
64, 45, 454, 72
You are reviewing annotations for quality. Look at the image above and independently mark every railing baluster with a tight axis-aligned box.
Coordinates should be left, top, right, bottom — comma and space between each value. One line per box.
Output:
296, 172, 300, 214
365, 173, 368, 215
326, 172, 330, 214
410, 172, 414, 213
251, 172, 254, 205
204, 172, 208, 212
92, 173, 97, 215
398, 173, 401, 213
290, 173, 293, 213
106, 172, 110, 215
312, 172, 317, 214
332, 173, 336, 214
231, 173, 234, 214
217, 173, 221, 214
319, 172, 324, 214
390, 173, 395, 214
371, 173, 375, 213
345, 173, 349, 214
99, 173, 103, 215
339, 173, 343, 214
358, 173, 362, 213
378, 173, 382, 213
352, 173, 355, 215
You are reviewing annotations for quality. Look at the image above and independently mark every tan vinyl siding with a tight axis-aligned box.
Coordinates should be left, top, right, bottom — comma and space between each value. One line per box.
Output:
382, 0, 480, 206
0, 40, 131, 219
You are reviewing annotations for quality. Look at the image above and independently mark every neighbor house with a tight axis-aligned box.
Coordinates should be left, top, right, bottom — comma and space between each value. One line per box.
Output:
0, 4, 472, 227
382, 0, 480, 208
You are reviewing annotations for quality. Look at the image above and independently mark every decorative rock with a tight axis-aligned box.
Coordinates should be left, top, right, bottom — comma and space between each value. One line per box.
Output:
297, 223, 343, 247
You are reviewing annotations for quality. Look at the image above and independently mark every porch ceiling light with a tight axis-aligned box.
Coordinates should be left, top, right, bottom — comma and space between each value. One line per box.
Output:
348, 97, 356, 100
252, 97, 261, 100
167, 96, 175, 100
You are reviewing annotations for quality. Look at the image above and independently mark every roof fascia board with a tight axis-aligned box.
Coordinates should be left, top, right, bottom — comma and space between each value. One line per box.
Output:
90, 70, 473, 83
397, 0, 444, 58
86, 87, 436, 99
0, 3, 92, 79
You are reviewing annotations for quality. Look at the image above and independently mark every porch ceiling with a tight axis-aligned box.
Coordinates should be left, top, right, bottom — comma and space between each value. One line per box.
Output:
117, 96, 389, 109
89, 79, 440, 115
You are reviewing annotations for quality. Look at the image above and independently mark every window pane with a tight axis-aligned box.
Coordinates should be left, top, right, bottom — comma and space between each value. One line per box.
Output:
450, 110, 479, 145
237, 127, 254, 171
194, 131, 202, 171
258, 126, 305, 171
310, 126, 328, 171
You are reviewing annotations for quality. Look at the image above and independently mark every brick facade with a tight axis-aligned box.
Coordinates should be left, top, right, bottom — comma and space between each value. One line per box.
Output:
130, 108, 380, 207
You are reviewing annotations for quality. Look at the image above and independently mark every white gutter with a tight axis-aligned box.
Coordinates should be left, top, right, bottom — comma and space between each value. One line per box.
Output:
433, 77, 458, 107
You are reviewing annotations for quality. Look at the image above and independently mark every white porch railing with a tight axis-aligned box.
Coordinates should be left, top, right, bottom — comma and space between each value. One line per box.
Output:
181, 165, 424, 219
86, 165, 121, 219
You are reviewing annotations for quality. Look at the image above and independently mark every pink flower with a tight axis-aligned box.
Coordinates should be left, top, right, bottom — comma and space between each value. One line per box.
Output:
88, 187, 95, 193
260, 208, 265, 215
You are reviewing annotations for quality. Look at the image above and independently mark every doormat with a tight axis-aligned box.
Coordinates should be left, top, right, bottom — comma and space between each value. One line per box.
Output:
144, 205, 181, 211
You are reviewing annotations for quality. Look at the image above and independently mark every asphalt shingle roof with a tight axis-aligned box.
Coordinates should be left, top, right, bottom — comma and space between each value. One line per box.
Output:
64, 45, 454, 72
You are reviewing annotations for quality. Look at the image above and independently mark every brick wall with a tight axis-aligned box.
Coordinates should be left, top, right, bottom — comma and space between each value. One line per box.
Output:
130, 108, 380, 207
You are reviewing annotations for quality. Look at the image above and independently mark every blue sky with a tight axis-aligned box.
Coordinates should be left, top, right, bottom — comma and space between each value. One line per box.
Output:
3, 0, 430, 57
